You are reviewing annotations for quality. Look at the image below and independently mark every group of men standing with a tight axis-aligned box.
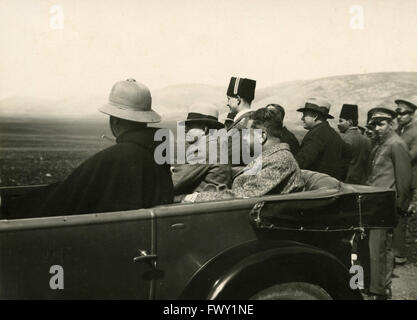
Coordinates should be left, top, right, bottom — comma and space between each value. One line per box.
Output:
177, 76, 417, 300
335, 100, 416, 299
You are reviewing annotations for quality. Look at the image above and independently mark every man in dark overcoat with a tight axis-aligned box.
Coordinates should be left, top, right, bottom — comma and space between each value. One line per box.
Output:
295, 97, 352, 180
337, 104, 371, 184
7, 79, 173, 218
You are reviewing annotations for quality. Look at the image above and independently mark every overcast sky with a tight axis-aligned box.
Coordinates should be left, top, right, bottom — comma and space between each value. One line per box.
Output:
0, 0, 416, 99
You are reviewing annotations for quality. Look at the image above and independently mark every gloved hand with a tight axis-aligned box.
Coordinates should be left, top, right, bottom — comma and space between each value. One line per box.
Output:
182, 192, 199, 203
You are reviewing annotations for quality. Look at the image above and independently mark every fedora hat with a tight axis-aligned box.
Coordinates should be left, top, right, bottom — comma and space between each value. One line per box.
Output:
183, 102, 224, 129
297, 97, 334, 119
99, 78, 161, 123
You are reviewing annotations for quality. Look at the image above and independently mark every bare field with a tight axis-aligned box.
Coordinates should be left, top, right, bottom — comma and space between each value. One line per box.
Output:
0, 117, 305, 187
0, 117, 180, 186
0, 118, 112, 186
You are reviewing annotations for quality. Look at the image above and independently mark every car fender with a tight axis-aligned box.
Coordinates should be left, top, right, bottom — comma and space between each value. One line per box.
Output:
179, 239, 362, 300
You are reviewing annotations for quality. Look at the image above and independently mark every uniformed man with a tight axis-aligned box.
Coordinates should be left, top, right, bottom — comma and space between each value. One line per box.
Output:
394, 98, 417, 265
365, 106, 412, 299
295, 97, 352, 180
365, 109, 378, 145
337, 104, 371, 184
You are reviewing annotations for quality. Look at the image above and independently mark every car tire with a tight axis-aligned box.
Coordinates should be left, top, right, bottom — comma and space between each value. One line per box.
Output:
249, 282, 333, 300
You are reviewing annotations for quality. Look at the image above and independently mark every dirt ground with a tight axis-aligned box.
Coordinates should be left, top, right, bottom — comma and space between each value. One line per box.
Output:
391, 215, 417, 300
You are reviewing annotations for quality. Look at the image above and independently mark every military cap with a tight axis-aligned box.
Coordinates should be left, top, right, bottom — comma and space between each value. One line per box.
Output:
368, 105, 396, 122
395, 99, 417, 113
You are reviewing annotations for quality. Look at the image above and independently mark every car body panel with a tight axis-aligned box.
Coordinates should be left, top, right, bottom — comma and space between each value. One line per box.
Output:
0, 183, 396, 299
0, 210, 154, 299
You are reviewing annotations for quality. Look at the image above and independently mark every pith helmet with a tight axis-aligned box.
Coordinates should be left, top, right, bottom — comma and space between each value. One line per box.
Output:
99, 78, 161, 123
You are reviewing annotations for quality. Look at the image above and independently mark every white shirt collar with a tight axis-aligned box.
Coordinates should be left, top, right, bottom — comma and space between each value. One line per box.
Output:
234, 108, 252, 122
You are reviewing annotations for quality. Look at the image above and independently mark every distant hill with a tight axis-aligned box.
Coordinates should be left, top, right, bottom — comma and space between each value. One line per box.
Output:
1, 72, 416, 130
0, 96, 106, 119
254, 72, 417, 128
152, 83, 225, 120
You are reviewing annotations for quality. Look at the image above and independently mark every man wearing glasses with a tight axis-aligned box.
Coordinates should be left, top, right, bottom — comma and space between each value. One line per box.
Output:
394, 99, 417, 265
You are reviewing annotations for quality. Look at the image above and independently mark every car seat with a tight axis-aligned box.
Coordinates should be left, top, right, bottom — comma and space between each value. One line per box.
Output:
301, 170, 340, 191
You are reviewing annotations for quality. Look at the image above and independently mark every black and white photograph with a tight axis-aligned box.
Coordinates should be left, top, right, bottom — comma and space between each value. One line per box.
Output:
0, 0, 417, 304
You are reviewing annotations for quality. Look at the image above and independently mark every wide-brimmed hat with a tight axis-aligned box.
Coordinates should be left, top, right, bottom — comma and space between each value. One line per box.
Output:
395, 99, 417, 113
368, 105, 397, 122
297, 97, 334, 119
182, 102, 224, 129
339, 104, 358, 123
99, 78, 161, 123
227, 77, 256, 102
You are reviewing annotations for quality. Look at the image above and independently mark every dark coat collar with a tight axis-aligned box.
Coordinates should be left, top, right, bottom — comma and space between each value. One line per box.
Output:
116, 127, 160, 152
310, 121, 329, 132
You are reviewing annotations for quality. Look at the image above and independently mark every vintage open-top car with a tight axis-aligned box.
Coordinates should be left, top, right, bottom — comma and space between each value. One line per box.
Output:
0, 171, 396, 300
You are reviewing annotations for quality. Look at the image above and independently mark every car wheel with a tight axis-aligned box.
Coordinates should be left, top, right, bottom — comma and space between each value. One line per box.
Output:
249, 282, 333, 300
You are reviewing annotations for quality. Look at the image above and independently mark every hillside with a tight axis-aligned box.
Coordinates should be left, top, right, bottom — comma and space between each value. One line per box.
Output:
1, 72, 416, 129
254, 72, 417, 127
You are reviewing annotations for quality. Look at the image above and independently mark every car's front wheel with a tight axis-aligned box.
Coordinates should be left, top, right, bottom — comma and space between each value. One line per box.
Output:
249, 282, 332, 300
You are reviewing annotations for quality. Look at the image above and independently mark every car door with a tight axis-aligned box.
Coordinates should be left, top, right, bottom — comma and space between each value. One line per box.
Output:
153, 200, 258, 299
0, 209, 155, 299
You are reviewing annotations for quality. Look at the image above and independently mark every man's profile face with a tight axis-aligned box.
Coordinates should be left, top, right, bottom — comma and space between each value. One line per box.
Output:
374, 119, 392, 139
337, 118, 351, 133
227, 96, 240, 113
396, 105, 414, 126
301, 110, 317, 130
